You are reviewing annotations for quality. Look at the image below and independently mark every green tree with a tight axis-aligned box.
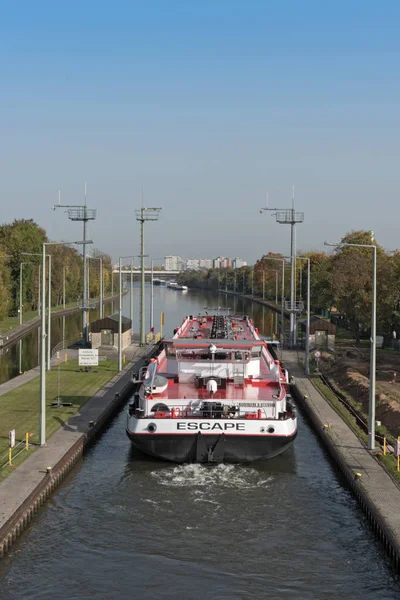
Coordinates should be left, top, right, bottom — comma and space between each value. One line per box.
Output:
0, 251, 11, 321
0, 219, 47, 313
327, 230, 392, 342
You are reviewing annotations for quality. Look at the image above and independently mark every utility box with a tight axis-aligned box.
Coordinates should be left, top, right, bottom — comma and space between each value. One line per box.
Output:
299, 316, 336, 350
89, 314, 132, 350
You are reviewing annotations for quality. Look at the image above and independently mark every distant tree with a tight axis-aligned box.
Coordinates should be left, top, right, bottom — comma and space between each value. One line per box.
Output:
254, 253, 286, 299
86, 249, 113, 299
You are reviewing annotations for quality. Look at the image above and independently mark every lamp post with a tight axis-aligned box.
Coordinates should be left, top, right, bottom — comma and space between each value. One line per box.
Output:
149, 258, 164, 332
262, 257, 286, 342
19, 261, 36, 373
118, 255, 140, 370
38, 264, 41, 318
21, 253, 52, 370
151, 259, 154, 331
325, 236, 377, 450
130, 258, 134, 332
63, 266, 66, 309
47, 254, 52, 371
87, 256, 90, 304
87, 256, 103, 319
135, 207, 162, 345
118, 256, 122, 372
296, 257, 310, 376
38, 241, 87, 446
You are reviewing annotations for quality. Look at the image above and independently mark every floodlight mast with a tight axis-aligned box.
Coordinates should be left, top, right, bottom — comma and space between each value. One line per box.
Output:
260, 189, 304, 348
52, 186, 96, 344
135, 207, 162, 345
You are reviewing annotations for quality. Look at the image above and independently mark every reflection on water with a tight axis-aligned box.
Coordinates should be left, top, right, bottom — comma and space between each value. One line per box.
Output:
0, 303, 115, 384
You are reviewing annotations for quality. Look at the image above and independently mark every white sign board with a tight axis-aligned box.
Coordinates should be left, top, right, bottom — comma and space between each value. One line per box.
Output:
9, 429, 15, 448
79, 349, 99, 366
314, 350, 321, 359
394, 440, 400, 458
376, 335, 384, 349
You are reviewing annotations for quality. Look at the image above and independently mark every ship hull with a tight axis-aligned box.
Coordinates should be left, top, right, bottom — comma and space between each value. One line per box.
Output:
126, 429, 297, 464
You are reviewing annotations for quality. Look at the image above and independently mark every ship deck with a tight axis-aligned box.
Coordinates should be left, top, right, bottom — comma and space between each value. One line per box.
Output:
151, 354, 284, 403
147, 378, 283, 402
177, 315, 257, 342
150, 314, 285, 404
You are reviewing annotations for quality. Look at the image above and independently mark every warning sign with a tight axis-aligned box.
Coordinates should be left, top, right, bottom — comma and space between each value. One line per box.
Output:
78, 349, 99, 366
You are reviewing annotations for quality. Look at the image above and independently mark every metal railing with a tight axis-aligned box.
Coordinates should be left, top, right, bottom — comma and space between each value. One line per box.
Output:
1, 435, 33, 469
51, 340, 72, 358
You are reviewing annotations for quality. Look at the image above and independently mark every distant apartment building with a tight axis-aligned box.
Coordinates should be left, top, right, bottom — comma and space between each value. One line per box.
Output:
222, 257, 232, 268
186, 259, 200, 270
213, 256, 236, 269
232, 257, 247, 269
199, 258, 213, 269
185, 258, 214, 270
164, 255, 183, 271
165, 255, 247, 270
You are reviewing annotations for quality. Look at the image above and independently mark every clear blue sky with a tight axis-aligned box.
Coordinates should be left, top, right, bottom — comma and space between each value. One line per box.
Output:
1, 1, 399, 263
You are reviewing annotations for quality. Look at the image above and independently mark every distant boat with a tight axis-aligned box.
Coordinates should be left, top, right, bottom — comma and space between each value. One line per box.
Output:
167, 282, 188, 291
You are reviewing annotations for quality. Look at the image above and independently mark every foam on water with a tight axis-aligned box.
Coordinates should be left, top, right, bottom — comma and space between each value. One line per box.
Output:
151, 463, 273, 491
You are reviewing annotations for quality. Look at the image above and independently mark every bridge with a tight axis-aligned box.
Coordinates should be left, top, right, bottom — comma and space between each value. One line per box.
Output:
112, 269, 181, 278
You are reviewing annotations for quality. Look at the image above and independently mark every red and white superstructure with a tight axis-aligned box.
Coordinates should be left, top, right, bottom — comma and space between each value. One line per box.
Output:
126, 313, 297, 463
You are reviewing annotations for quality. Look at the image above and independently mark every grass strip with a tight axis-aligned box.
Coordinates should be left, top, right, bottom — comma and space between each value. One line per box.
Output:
311, 376, 400, 483
0, 359, 118, 482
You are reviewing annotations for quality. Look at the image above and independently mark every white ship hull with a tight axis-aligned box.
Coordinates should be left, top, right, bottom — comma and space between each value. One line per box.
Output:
126, 415, 297, 463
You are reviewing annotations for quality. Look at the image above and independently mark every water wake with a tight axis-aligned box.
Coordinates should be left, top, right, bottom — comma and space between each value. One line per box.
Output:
151, 463, 273, 490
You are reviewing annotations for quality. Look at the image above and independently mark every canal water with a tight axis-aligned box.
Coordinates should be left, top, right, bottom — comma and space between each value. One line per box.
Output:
0, 287, 399, 599
0, 302, 116, 385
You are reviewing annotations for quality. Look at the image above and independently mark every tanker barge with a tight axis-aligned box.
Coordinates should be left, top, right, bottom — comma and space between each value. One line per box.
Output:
126, 312, 297, 463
